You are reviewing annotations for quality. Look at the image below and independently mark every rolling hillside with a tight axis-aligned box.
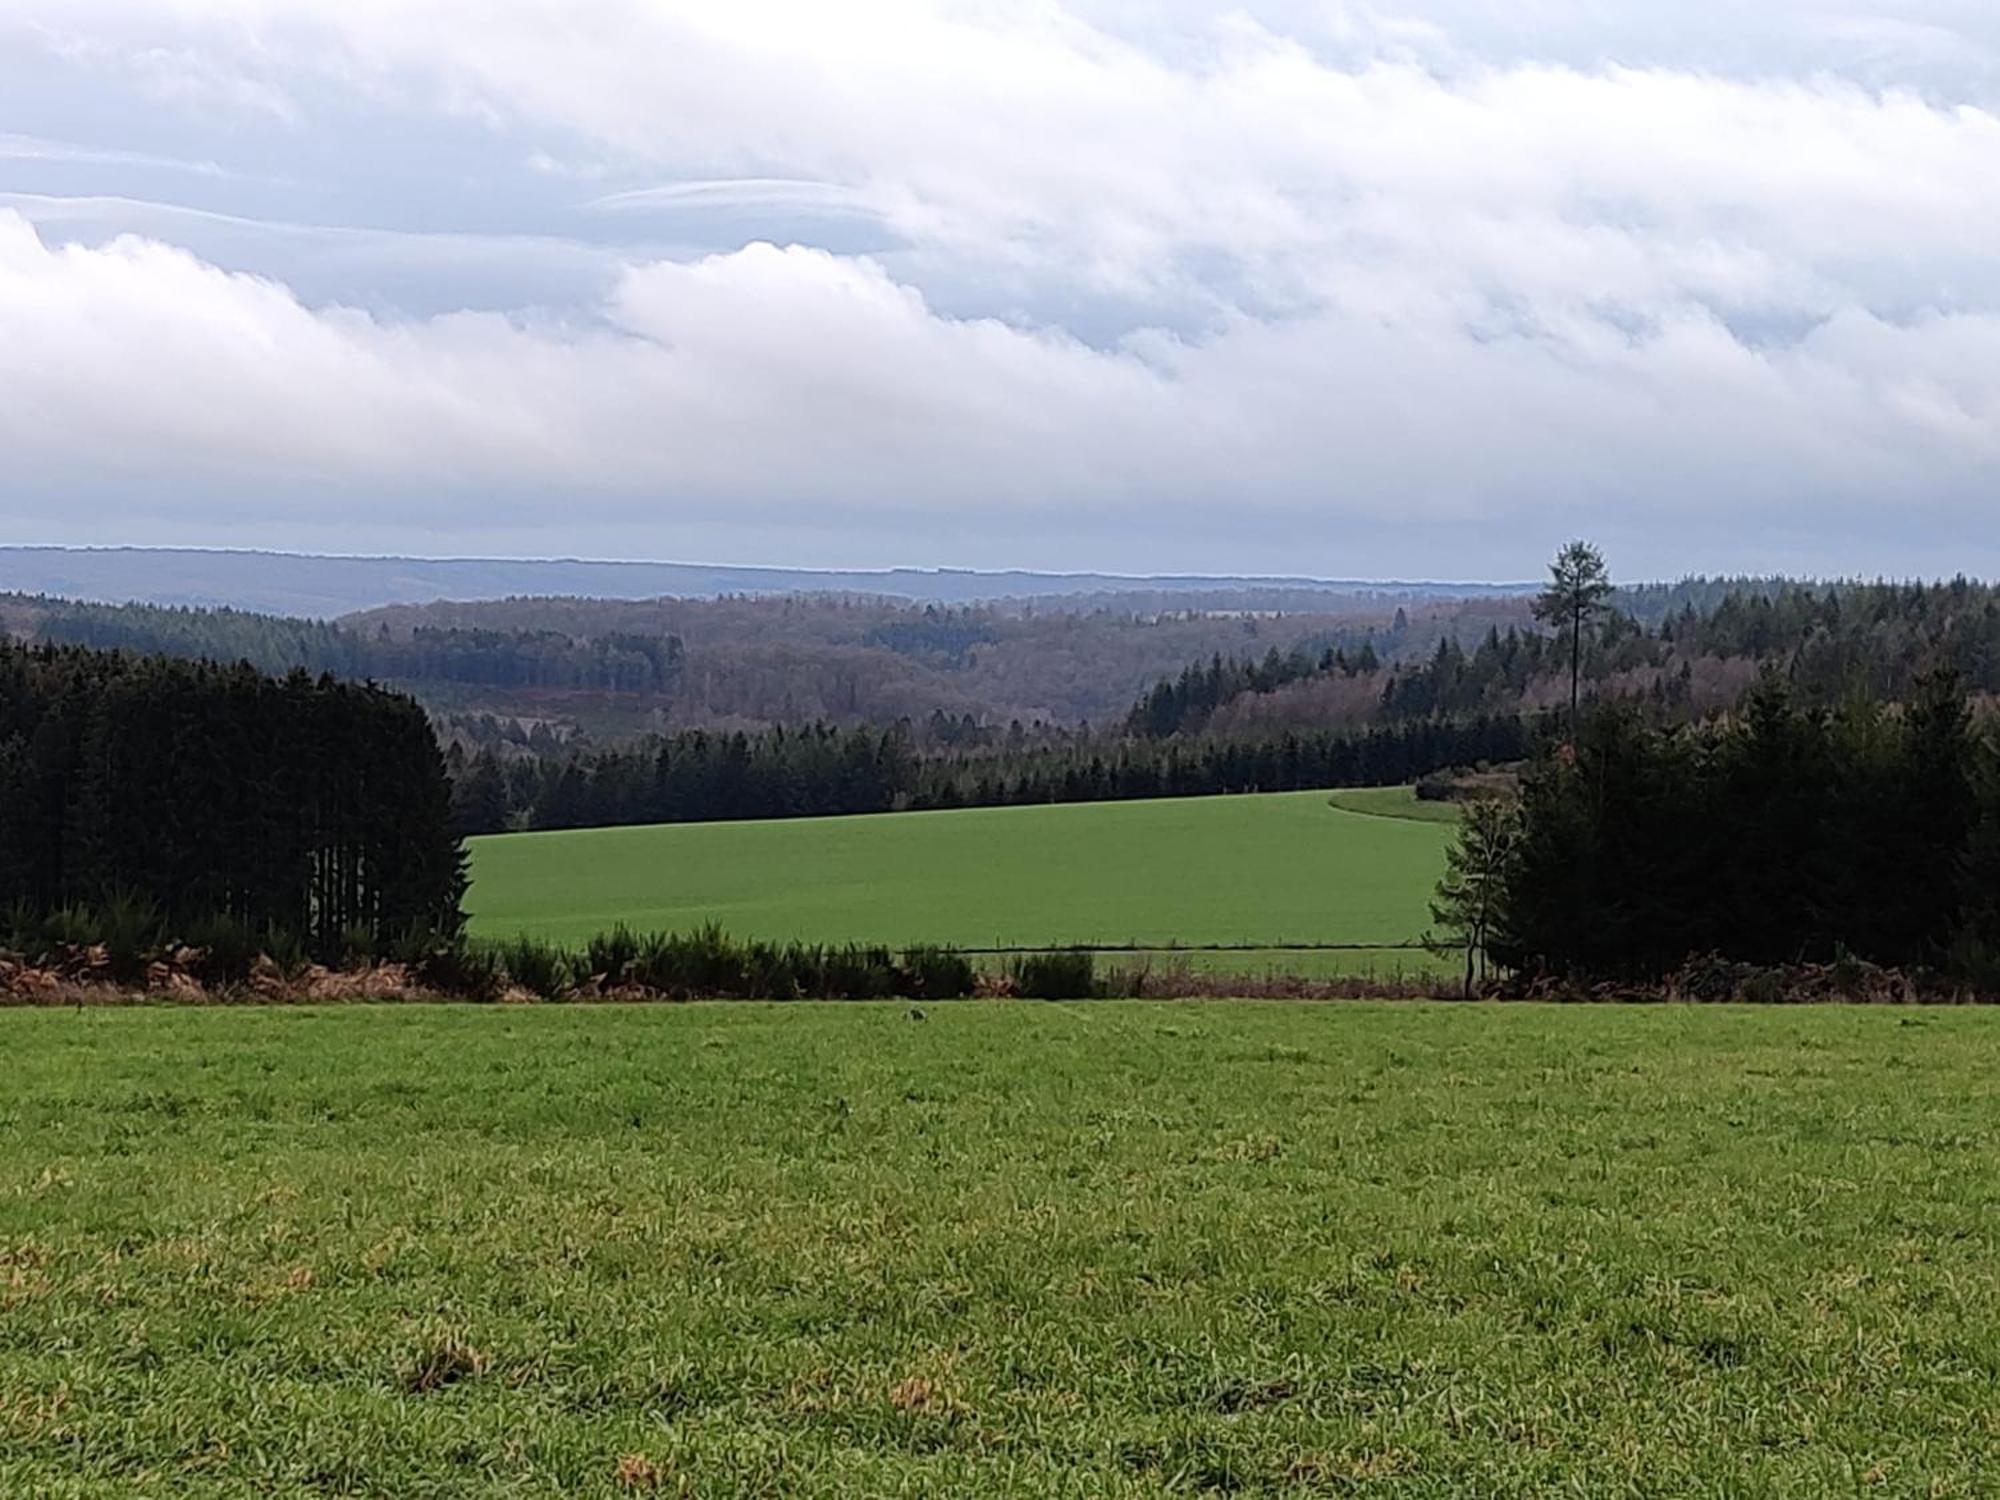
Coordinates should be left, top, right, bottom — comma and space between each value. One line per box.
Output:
466, 788, 1455, 959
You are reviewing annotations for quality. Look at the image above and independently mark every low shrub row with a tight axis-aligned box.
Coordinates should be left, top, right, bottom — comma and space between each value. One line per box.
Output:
1, 898, 433, 987
0, 905, 1127, 1002
480, 932, 1135, 1001
482, 925, 983, 1002
7, 934, 1977, 1005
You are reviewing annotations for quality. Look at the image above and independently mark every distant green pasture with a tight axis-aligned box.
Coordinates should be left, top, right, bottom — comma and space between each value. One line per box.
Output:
468, 790, 1456, 953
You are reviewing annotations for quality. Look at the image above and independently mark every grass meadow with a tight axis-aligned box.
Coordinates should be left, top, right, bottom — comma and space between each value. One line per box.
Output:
1322, 787, 1464, 824
5, 1002, 1999, 1495
465, 790, 1454, 963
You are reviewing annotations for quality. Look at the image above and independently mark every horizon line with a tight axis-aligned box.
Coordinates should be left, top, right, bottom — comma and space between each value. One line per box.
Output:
0, 542, 1542, 592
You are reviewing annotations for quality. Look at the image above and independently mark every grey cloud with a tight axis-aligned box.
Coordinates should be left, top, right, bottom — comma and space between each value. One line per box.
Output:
0, 192, 657, 316
588, 179, 889, 217
0, 131, 228, 176
3, 2, 2000, 578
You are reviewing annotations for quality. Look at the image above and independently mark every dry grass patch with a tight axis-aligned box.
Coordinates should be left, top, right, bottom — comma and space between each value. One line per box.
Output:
399, 1330, 490, 1394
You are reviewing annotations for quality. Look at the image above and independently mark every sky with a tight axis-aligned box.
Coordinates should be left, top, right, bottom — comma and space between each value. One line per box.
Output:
3, 2, 2000, 581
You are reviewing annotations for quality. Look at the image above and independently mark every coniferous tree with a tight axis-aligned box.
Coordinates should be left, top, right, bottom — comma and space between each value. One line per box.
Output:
1485, 669, 2000, 983
0, 641, 463, 956
1532, 540, 1614, 741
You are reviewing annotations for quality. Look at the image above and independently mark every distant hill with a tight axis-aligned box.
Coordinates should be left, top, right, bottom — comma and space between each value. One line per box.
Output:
0, 547, 1531, 619
9, 587, 1511, 735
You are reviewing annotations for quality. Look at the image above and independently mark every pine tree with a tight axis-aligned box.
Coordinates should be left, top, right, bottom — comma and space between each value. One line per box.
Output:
1532, 540, 1614, 742
452, 752, 512, 835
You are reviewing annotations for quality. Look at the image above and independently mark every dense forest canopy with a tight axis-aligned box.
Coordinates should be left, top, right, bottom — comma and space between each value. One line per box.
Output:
13, 577, 1992, 752
18, 573, 2000, 842
0, 641, 463, 957
1, 590, 1493, 737
1469, 670, 2000, 986
1127, 578, 2000, 740
447, 715, 1539, 834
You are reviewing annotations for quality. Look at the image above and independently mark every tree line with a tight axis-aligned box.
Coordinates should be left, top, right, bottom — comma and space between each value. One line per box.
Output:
1130, 574, 2000, 740
451, 714, 1537, 833
1126, 641, 1383, 737
1438, 669, 2000, 986
0, 640, 464, 958
28, 599, 686, 693
31, 573, 2000, 753
14, 591, 1453, 733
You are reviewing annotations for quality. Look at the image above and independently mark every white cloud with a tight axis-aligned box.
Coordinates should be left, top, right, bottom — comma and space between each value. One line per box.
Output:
5, 208, 1998, 565
0, 215, 1176, 505
588, 179, 892, 221
0, 131, 227, 176
4, 1, 2000, 573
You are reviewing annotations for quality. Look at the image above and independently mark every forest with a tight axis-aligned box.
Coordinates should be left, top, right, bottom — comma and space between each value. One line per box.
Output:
441, 575, 2000, 836
6, 590, 1442, 734
1432, 667, 2000, 991
449, 713, 1536, 833
0, 641, 463, 960
1137, 578, 2000, 736
19, 578, 1991, 759
14, 563, 2000, 997
19, 572, 2000, 852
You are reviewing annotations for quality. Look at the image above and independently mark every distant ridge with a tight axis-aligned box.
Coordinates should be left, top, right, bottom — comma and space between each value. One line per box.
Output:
0, 546, 1532, 619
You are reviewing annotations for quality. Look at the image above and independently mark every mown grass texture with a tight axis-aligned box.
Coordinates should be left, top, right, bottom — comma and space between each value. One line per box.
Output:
4, 1002, 1999, 1495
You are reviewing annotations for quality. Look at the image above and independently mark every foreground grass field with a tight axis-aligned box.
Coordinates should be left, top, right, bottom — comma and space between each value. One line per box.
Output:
5, 1004, 1999, 1495
467, 791, 1454, 956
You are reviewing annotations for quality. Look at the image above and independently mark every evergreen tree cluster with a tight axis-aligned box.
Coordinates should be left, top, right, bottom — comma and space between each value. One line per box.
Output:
1652, 580, 2000, 701
1128, 576, 2000, 740
1127, 643, 1381, 737
1492, 578, 2000, 714
28, 598, 685, 694
1124, 615, 1669, 733
1487, 671, 2000, 980
1129, 578, 2000, 737
453, 714, 1535, 833
0, 641, 464, 956
30, 576, 2000, 755
914, 717, 1529, 814
862, 611, 1000, 666
495, 722, 922, 833
1122, 604, 1666, 738
368, 627, 683, 692
1379, 616, 1672, 719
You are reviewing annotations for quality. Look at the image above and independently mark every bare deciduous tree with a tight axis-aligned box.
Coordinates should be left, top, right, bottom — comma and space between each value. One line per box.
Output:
1429, 796, 1520, 998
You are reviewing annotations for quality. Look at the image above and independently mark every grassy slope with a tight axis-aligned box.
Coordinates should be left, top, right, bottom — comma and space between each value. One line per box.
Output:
4, 1004, 1998, 1495
467, 791, 1456, 951
1324, 785, 1465, 823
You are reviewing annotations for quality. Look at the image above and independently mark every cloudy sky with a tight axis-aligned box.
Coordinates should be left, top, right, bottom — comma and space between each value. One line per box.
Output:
3, 1, 1999, 580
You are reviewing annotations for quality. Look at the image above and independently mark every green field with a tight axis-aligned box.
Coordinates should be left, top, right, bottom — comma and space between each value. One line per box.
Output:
5, 1003, 2000, 1495
1324, 786, 1465, 824
467, 791, 1454, 959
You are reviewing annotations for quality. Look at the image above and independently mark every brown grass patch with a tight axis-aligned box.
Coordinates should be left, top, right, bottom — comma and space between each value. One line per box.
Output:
888, 1374, 971, 1420
889, 1376, 940, 1412
613, 1453, 662, 1490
